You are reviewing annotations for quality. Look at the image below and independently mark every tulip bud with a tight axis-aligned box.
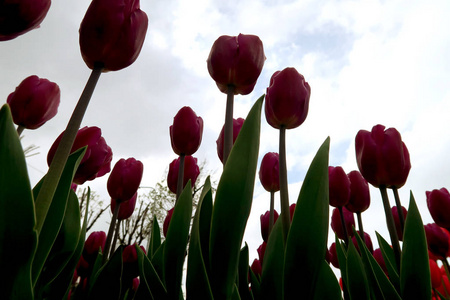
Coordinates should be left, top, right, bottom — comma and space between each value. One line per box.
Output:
83, 231, 106, 263
250, 259, 262, 277
207, 34, 265, 95
328, 166, 351, 207
373, 248, 388, 275
216, 118, 244, 163
351, 231, 373, 254
7, 75, 60, 130
328, 243, 339, 269
265, 67, 311, 129
122, 244, 146, 280
79, 0, 148, 72
132, 277, 140, 292
163, 208, 174, 237
355, 124, 411, 188
257, 241, 267, 266
424, 223, 450, 259
169, 106, 203, 156
260, 210, 279, 242
259, 152, 280, 193
346, 170, 370, 213
392, 206, 407, 241
0, 0, 51, 41
167, 155, 200, 194
107, 158, 143, 203
427, 188, 450, 228
331, 207, 355, 240
289, 203, 296, 221
47, 126, 113, 185
110, 192, 137, 220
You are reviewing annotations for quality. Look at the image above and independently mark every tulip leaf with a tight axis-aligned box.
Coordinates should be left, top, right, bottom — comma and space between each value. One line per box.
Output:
164, 181, 193, 300
249, 268, 261, 300
260, 217, 284, 300
284, 137, 330, 299
237, 244, 253, 300
209, 95, 263, 299
149, 215, 161, 259
32, 147, 86, 285
0, 104, 37, 299
151, 240, 165, 281
400, 192, 430, 299
199, 177, 213, 272
136, 244, 167, 300
312, 260, 342, 300
346, 241, 370, 300
376, 232, 400, 291
186, 177, 213, 300
335, 237, 349, 297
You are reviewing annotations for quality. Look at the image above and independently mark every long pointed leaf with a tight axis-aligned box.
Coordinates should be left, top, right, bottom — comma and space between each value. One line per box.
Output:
149, 215, 161, 259
346, 241, 370, 300
136, 244, 167, 300
313, 260, 342, 300
376, 232, 400, 291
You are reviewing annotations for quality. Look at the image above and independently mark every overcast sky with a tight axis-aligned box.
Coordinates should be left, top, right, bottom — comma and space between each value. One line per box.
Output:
1, 0, 450, 267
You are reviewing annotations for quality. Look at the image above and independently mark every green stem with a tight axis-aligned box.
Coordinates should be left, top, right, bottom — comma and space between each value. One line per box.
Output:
392, 187, 405, 233
223, 85, 235, 166
379, 186, 401, 271
110, 219, 121, 258
338, 206, 349, 246
103, 201, 120, 264
17, 125, 25, 136
269, 191, 275, 238
176, 154, 185, 202
356, 211, 365, 245
279, 126, 290, 242
34, 66, 103, 233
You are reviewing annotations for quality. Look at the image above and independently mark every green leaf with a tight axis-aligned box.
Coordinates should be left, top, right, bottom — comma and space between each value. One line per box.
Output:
335, 237, 349, 297
149, 215, 161, 259
209, 95, 263, 299
312, 260, 342, 300
186, 177, 213, 300
32, 147, 86, 285
284, 137, 330, 299
260, 217, 284, 300
376, 232, 400, 291
400, 192, 431, 299
249, 268, 261, 300
346, 241, 370, 300
237, 244, 253, 300
0, 104, 37, 299
164, 181, 193, 299
151, 241, 165, 282
136, 244, 167, 300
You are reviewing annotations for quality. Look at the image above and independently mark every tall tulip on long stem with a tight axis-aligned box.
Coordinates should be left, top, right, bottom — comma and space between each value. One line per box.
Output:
259, 152, 280, 238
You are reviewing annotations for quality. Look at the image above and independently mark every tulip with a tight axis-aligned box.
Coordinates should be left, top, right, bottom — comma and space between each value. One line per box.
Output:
122, 244, 146, 278
170, 106, 203, 156
328, 166, 351, 208
373, 248, 388, 275
257, 241, 267, 266
7, 75, 60, 132
260, 210, 279, 242
207, 34, 265, 95
331, 207, 355, 241
79, 0, 148, 72
427, 188, 450, 229
47, 126, 112, 185
424, 223, 450, 259
351, 231, 373, 254
216, 118, 245, 163
289, 203, 296, 221
346, 170, 370, 213
328, 243, 339, 269
0, 0, 51, 41
107, 158, 143, 203
355, 124, 411, 188
110, 192, 137, 220
430, 259, 442, 289
83, 231, 106, 263
392, 206, 407, 241
250, 259, 262, 277
163, 208, 174, 237
259, 152, 280, 193
436, 275, 450, 299
167, 155, 200, 194
264, 67, 311, 130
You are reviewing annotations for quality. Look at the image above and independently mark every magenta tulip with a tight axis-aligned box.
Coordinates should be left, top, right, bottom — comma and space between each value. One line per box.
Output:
107, 158, 143, 203
265, 67, 311, 129
79, 0, 148, 72
328, 166, 351, 207
373, 248, 388, 274
257, 241, 267, 266
7, 75, 60, 130
260, 209, 279, 242
122, 244, 146, 278
170, 106, 203, 156
0, 0, 51, 41
351, 231, 373, 254
207, 34, 265, 95
216, 118, 244, 163
355, 124, 411, 188
331, 207, 355, 240
328, 243, 339, 268
259, 152, 280, 192
83, 231, 106, 263
346, 170, 370, 213
424, 223, 450, 259
163, 208, 174, 237
250, 259, 262, 277
167, 155, 200, 194
110, 192, 137, 220
427, 188, 450, 228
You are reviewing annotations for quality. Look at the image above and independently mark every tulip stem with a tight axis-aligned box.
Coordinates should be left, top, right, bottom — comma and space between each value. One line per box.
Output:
392, 187, 405, 233
104, 201, 121, 264
16, 125, 25, 136
223, 85, 235, 166
379, 186, 401, 271
110, 219, 122, 258
34, 66, 103, 234
338, 206, 349, 245
176, 154, 185, 201
269, 191, 275, 237
279, 126, 290, 242
356, 212, 366, 244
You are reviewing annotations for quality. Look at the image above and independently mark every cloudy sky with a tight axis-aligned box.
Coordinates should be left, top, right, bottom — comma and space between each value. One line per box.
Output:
1, 0, 450, 269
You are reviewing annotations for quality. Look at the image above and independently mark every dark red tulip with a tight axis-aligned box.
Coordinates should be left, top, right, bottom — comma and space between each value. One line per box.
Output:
427, 188, 450, 228
328, 166, 350, 208
430, 259, 442, 289
257, 241, 267, 266
260, 210, 279, 242
167, 155, 200, 194
289, 203, 296, 221
7, 75, 60, 130
355, 124, 411, 188
83, 231, 106, 263
331, 207, 355, 240
47, 126, 112, 185
250, 259, 262, 277
265, 67, 311, 129
328, 243, 339, 269
107, 158, 143, 203
170, 106, 203, 156
351, 231, 373, 254
346, 170, 370, 213
79, 0, 148, 72
122, 244, 146, 278
392, 206, 407, 241
373, 248, 388, 275
207, 34, 265, 95
259, 152, 280, 192
0, 0, 51, 41
424, 223, 450, 259
216, 118, 245, 163
163, 208, 174, 237
110, 192, 137, 220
